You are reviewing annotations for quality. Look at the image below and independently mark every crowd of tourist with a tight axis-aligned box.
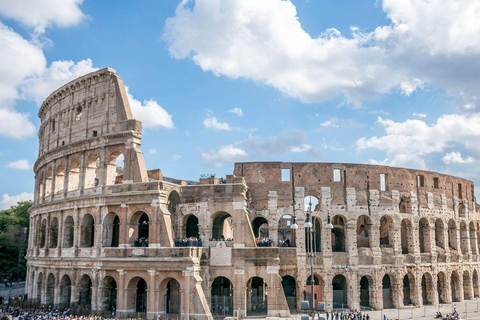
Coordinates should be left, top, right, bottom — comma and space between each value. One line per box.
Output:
174, 237, 202, 247
278, 239, 292, 247
255, 237, 274, 247
326, 309, 371, 320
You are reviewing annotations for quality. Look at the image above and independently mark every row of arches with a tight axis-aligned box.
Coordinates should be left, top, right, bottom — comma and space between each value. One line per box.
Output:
37, 151, 124, 200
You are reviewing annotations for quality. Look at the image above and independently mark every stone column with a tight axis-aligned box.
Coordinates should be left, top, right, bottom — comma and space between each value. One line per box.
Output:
346, 224, 358, 265
324, 274, 333, 312
116, 270, 126, 315
91, 269, 99, 312
147, 270, 157, 318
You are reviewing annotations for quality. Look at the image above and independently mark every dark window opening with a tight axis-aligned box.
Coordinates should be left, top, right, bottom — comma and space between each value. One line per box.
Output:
434, 177, 439, 189
93, 130, 97, 137
417, 175, 425, 187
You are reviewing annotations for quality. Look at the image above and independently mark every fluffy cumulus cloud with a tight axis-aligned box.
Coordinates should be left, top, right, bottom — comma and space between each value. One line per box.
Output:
126, 88, 174, 129
0, 109, 36, 139
6, 159, 32, 170
201, 145, 247, 167
164, 0, 480, 109
357, 114, 480, 168
0, 192, 33, 210
0, 0, 85, 34
228, 107, 243, 117
203, 117, 232, 131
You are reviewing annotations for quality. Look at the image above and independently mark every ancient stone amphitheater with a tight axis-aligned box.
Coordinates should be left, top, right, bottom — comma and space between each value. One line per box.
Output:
26, 68, 480, 319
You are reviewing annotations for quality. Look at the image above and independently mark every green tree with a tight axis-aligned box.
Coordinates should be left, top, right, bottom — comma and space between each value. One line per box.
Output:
0, 201, 32, 281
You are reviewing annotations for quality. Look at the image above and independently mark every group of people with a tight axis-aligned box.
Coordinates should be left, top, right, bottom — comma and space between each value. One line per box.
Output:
133, 238, 148, 247
255, 237, 274, 247
174, 237, 202, 247
0, 306, 117, 320
437, 311, 460, 320
278, 239, 292, 247
326, 309, 371, 320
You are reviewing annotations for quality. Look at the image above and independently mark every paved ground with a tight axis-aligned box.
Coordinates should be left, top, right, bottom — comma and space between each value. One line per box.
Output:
0, 281, 26, 299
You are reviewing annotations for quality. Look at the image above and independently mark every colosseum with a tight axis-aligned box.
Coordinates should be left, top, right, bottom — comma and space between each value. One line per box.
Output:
26, 67, 480, 319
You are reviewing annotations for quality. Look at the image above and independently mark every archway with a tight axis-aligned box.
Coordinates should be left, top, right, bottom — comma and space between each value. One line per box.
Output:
136, 278, 147, 312
45, 167, 53, 197
470, 222, 477, 256
360, 276, 372, 308
81, 214, 95, 247
282, 276, 296, 311
451, 271, 460, 302
45, 273, 55, 307
474, 270, 480, 298
212, 212, 233, 240
40, 219, 47, 248
419, 218, 431, 253
106, 151, 124, 185
166, 279, 181, 315
49, 217, 59, 248
167, 191, 180, 215
357, 216, 371, 248
438, 272, 447, 304
211, 276, 233, 316
460, 222, 469, 254
102, 213, 120, 247
463, 271, 473, 300
382, 274, 393, 309
55, 164, 65, 193
63, 216, 74, 248
85, 155, 100, 188
305, 217, 321, 252
59, 275, 72, 309
448, 220, 458, 251
186, 215, 199, 238
380, 216, 393, 246
35, 272, 43, 302
99, 276, 117, 312
252, 216, 269, 239
435, 219, 445, 249
67, 159, 80, 191
278, 215, 293, 247
422, 273, 434, 305
331, 216, 346, 252
128, 212, 150, 246
306, 275, 323, 309
401, 219, 414, 254
78, 275, 92, 308
332, 274, 347, 309
247, 277, 267, 316
403, 274, 414, 306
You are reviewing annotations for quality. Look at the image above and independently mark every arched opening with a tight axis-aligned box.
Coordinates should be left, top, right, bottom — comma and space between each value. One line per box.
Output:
85, 155, 100, 188
304, 195, 320, 212
474, 270, 480, 298
59, 275, 71, 309
282, 276, 296, 311
35, 273, 43, 302
470, 222, 477, 256
55, 164, 65, 193
78, 275, 92, 309
211, 277, 233, 317
422, 273, 434, 305
448, 220, 458, 251
45, 273, 55, 307
136, 278, 147, 312
212, 212, 233, 241
106, 151, 124, 185
45, 167, 53, 197
63, 216, 74, 248
278, 215, 293, 247
357, 215, 371, 248
81, 214, 95, 247
401, 219, 414, 254
332, 274, 347, 309
463, 271, 473, 300
102, 213, 120, 247
166, 279, 181, 315
99, 276, 117, 312
379, 216, 393, 246
67, 159, 80, 192
458, 202, 466, 217
399, 197, 409, 213
247, 277, 267, 316
40, 219, 47, 248
168, 191, 180, 215
403, 274, 414, 306
49, 217, 59, 248
419, 218, 431, 253
435, 219, 445, 249
305, 217, 321, 252
306, 275, 323, 309
186, 215, 199, 238
438, 272, 447, 304
252, 216, 269, 239
451, 271, 460, 302
360, 276, 372, 308
331, 216, 346, 252
382, 274, 393, 309
128, 212, 150, 247
460, 222, 469, 254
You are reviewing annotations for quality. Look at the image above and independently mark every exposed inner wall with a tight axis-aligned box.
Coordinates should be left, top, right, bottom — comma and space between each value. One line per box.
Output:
234, 162, 475, 212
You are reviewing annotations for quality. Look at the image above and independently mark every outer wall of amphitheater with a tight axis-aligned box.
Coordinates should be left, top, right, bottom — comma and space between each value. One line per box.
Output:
26, 68, 480, 319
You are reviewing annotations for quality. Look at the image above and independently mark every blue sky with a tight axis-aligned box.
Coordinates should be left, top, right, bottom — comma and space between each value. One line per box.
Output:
1, 0, 480, 208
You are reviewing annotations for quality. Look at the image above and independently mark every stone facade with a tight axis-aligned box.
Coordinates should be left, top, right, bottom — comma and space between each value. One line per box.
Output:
26, 68, 480, 319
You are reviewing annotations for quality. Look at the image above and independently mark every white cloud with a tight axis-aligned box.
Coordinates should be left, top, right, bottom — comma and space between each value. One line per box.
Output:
228, 107, 243, 117
164, 0, 480, 109
443, 152, 474, 164
0, 109, 36, 139
320, 120, 339, 128
0, 192, 33, 210
148, 148, 157, 154
21, 59, 98, 104
6, 159, 32, 170
172, 154, 182, 160
239, 130, 309, 157
201, 145, 247, 167
413, 112, 427, 118
203, 117, 232, 131
0, 0, 85, 34
126, 88, 175, 129
291, 144, 311, 153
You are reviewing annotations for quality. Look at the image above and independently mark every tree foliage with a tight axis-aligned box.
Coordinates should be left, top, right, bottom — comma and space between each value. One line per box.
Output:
0, 201, 32, 280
